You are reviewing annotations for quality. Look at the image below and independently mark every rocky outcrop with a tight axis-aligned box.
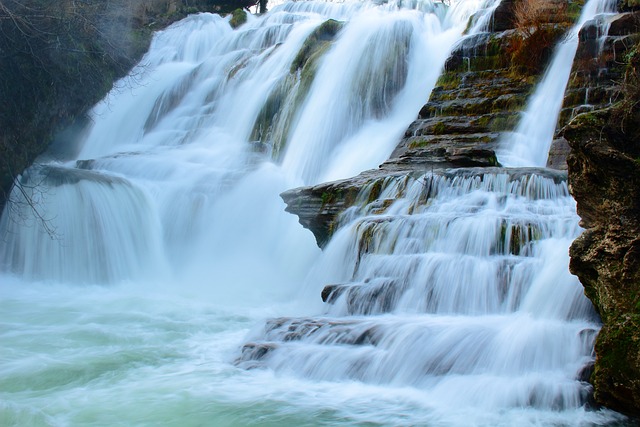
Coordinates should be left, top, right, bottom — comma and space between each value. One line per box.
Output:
560, 11, 640, 128
566, 109, 640, 417
562, 7, 640, 416
282, 163, 567, 247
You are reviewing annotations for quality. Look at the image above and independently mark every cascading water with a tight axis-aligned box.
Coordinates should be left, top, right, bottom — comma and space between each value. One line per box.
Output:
0, 0, 488, 287
498, 0, 618, 167
0, 0, 630, 425
239, 168, 625, 425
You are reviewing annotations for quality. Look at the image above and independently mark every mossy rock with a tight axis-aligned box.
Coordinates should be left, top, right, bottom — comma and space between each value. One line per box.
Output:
510, 24, 572, 76
436, 73, 462, 90
290, 19, 344, 73
250, 19, 344, 158
432, 122, 447, 135
592, 316, 640, 416
229, 8, 247, 28
620, 0, 640, 11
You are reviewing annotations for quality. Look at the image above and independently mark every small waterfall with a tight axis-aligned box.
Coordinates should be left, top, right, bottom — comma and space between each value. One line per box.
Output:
498, 0, 618, 167
0, 166, 166, 283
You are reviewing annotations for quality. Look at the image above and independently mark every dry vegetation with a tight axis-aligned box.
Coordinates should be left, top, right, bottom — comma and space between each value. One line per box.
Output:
508, 0, 571, 75
612, 39, 640, 136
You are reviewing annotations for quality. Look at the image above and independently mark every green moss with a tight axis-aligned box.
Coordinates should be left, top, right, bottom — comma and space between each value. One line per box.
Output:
469, 55, 505, 72
251, 21, 346, 159
595, 318, 640, 382
432, 122, 446, 135
408, 138, 434, 149
485, 35, 503, 57
474, 111, 521, 133
563, 88, 587, 107
489, 114, 520, 132
436, 73, 462, 90
474, 116, 491, 128
573, 111, 607, 128
291, 19, 343, 73
229, 8, 247, 29
367, 180, 384, 204
492, 95, 525, 112
566, 2, 585, 21
321, 191, 336, 206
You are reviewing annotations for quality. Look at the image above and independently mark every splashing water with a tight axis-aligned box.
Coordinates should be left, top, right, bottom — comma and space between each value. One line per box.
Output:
0, 0, 630, 425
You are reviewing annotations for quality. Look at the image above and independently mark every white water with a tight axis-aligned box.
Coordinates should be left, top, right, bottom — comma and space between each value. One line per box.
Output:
498, 0, 618, 167
0, 0, 629, 425
238, 170, 625, 425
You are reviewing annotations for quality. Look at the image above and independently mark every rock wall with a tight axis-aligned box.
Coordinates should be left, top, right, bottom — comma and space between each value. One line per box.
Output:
564, 8, 640, 416
566, 109, 640, 417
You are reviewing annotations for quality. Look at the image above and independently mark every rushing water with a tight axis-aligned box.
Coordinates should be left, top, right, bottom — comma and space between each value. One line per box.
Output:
0, 0, 630, 425
498, 0, 618, 167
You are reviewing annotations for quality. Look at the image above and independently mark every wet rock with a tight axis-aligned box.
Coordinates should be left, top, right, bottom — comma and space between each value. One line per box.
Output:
563, 12, 640, 126
546, 137, 571, 170
321, 284, 345, 303
259, 317, 382, 347
608, 11, 640, 36
282, 167, 566, 248
235, 342, 278, 368
578, 361, 596, 383
565, 108, 640, 417
490, 0, 516, 32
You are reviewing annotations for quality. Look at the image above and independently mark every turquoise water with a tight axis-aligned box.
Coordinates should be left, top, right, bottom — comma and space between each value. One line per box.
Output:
0, 279, 627, 426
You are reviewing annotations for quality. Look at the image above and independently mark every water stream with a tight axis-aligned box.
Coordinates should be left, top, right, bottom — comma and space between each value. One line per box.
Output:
498, 0, 618, 167
0, 0, 630, 425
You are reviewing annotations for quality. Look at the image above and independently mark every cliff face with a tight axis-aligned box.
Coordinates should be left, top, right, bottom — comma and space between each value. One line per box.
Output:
564, 9, 640, 416
566, 109, 640, 416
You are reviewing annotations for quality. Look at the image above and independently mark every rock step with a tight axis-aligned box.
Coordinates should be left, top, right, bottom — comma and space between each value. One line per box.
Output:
320, 255, 534, 316
418, 94, 526, 118
235, 314, 599, 392
281, 167, 569, 247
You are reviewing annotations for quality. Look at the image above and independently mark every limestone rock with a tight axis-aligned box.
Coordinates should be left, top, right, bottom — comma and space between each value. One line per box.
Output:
547, 137, 571, 170
565, 109, 640, 417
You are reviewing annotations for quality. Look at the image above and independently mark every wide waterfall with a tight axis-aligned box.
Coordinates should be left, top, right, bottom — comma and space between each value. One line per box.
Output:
0, 0, 630, 425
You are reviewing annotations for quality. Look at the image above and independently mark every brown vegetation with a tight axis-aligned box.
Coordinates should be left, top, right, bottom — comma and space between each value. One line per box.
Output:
507, 0, 571, 75
611, 39, 640, 135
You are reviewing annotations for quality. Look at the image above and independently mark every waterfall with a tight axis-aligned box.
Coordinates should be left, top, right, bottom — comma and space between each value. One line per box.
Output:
0, 0, 629, 425
498, 0, 618, 167
0, 0, 491, 286
239, 169, 607, 421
